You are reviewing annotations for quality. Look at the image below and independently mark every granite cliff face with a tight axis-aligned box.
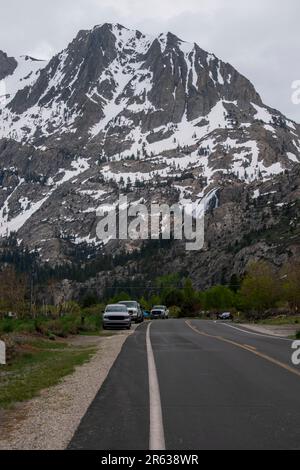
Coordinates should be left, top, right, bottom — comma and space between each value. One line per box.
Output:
0, 51, 17, 81
0, 23, 299, 286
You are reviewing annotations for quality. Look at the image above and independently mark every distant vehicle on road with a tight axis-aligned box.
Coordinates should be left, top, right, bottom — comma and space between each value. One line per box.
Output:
103, 304, 131, 330
151, 306, 169, 320
143, 310, 151, 319
118, 301, 144, 323
217, 312, 233, 320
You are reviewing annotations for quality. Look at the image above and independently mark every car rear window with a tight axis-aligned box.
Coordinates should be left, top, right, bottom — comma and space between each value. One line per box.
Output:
119, 301, 137, 308
105, 305, 127, 312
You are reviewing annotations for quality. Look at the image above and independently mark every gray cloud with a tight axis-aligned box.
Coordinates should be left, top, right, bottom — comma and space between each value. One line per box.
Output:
0, 0, 299, 121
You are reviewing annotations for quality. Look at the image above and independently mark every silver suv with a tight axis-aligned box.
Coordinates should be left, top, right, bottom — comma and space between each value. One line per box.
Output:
103, 304, 131, 330
151, 305, 169, 319
118, 301, 144, 323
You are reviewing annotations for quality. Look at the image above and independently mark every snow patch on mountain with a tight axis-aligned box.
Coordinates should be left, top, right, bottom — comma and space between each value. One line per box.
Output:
0, 158, 90, 238
252, 103, 273, 124
0, 55, 47, 107
287, 152, 299, 163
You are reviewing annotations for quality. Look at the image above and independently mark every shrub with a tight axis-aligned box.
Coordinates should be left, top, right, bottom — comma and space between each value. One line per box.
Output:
240, 261, 280, 313
0, 318, 36, 334
169, 306, 181, 318
82, 304, 105, 316
0, 320, 14, 333
81, 293, 100, 308
80, 313, 102, 332
34, 315, 81, 337
204, 285, 236, 311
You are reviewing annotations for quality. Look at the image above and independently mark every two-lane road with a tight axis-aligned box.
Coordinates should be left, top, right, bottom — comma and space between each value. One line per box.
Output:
69, 320, 300, 450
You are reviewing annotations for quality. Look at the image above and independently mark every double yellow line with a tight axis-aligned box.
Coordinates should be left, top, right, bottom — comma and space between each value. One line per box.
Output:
185, 320, 300, 379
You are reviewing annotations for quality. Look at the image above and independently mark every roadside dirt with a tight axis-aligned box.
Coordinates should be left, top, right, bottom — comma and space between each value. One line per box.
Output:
0, 329, 134, 450
242, 323, 299, 338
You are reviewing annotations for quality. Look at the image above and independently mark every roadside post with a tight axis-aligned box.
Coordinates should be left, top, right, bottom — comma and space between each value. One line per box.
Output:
0, 339, 6, 365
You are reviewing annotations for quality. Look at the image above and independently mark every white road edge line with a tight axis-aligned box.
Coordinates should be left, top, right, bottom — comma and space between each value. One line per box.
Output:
218, 322, 293, 342
146, 322, 166, 451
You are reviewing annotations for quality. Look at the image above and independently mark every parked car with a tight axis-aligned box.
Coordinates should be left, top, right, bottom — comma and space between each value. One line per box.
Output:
118, 301, 144, 323
103, 304, 131, 330
150, 305, 169, 320
217, 312, 233, 320
143, 310, 151, 319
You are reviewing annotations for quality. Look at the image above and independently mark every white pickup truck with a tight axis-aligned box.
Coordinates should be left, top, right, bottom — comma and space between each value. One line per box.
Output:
150, 305, 169, 320
118, 301, 144, 323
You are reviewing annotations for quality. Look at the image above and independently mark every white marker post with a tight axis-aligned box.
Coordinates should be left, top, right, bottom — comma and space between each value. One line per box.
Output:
0, 80, 7, 106
292, 341, 300, 366
0, 340, 6, 365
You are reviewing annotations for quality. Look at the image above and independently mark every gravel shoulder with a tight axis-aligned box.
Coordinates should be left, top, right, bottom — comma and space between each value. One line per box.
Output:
0, 330, 134, 450
241, 323, 299, 338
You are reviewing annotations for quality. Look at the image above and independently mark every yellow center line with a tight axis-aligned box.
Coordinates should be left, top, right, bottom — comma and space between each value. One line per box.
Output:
185, 320, 300, 379
244, 344, 257, 351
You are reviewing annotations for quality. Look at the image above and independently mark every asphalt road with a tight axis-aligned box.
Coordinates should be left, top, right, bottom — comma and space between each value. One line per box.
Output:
68, 319, 300, 450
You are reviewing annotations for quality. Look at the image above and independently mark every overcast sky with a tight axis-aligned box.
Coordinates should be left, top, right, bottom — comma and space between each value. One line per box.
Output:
0, 0, 299, 121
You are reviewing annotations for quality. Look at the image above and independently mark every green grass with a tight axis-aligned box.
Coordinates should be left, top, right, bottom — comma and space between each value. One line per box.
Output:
0, 343, 96, 408
0, 318, 36, 334
256, 316, 300, 326
25, 338, 68, 350
0, 313, 103, 338
0, 312, 104, 408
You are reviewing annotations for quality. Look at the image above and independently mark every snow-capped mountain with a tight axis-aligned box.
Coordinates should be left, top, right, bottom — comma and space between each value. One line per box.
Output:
0, 23, 299, 266
1, 24, 300, 182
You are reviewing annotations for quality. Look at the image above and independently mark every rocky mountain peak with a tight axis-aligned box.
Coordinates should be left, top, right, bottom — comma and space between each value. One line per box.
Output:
0, 50, 17, 80
0, 23, 299, 266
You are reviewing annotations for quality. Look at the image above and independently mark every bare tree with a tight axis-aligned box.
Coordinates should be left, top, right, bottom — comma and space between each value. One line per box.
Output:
0, 266, 28, 318
281, 261, 300, 312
